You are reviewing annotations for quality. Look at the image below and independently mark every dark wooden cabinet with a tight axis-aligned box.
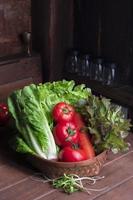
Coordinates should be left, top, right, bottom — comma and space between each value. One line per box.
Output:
74, 0, 133, 85
0, 0, 31, 57
0, 54, 43, 101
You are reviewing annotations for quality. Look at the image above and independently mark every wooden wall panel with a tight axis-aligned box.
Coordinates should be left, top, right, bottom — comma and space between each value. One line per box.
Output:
32, 0, 74, 81
0, 54, 43, 101
0, 0, 31, 57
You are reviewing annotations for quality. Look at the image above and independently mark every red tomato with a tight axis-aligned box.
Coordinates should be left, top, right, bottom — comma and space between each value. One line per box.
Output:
53, 121, 79, 147
59, 146, 87, 162
0, 103, 10, 126
52, 102, 75, 122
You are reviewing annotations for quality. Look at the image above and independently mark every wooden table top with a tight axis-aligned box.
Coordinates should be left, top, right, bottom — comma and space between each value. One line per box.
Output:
0, 127, 133, 200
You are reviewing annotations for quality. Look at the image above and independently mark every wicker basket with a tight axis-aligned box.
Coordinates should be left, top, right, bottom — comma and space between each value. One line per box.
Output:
26, 151, 108, 179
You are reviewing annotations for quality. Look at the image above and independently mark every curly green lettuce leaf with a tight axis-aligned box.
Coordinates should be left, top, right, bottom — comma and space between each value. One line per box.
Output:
77, 95, 132, 153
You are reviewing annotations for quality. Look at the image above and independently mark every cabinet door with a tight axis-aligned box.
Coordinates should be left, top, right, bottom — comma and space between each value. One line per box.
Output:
74, 0, 133, 85
0, 55, 43, 101
0, 78, 33, 101
0, 55, 43, 85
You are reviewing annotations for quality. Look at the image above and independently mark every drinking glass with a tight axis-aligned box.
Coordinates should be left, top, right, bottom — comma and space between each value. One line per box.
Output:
92, 58, 104, 81
109, 63, 117, 85
79, 54, 92, 77
65, 50, 79, 74
102, 62, 117, 86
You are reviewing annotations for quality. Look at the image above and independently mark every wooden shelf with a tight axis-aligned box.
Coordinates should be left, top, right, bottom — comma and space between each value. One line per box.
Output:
63, 73, 133, 108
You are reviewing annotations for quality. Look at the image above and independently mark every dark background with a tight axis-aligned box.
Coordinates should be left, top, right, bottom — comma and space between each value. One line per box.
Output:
0, 0, 133, 84
73, 0, 133, 85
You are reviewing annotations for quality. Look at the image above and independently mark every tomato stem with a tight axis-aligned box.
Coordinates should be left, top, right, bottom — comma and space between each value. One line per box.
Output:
67, 127, 76, 136
62, 107, 70, 114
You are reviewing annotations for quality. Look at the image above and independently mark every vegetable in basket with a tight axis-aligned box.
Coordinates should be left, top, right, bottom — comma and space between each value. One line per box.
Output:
53, 121, 80, 147
7, 80, 91, 159
59, 146, 87, 162
7, 79, 131, 160
76, 95, 132, 154
52, 102, 75, 122
72, 112, 95, 159
52, 101, 95, 161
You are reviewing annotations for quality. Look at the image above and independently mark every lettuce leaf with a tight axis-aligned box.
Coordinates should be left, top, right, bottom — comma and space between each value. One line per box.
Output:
8, 80, 91, 159
77, 95, 132, 153
8, 84, 57, 159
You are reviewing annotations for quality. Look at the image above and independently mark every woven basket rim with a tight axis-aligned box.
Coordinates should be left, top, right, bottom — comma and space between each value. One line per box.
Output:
27, 150, 108, 168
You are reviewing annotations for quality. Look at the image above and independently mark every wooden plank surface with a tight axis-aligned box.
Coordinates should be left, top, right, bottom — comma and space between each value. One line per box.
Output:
0, 131, 132, 200
94, 178, 133, 200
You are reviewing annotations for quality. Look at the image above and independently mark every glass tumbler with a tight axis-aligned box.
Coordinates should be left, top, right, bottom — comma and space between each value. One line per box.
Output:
79, 54, 92, 77
65, 50, 79, 74
93, 58, 104, 81
102, 62, 117, 86
109, 63, 117, 85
